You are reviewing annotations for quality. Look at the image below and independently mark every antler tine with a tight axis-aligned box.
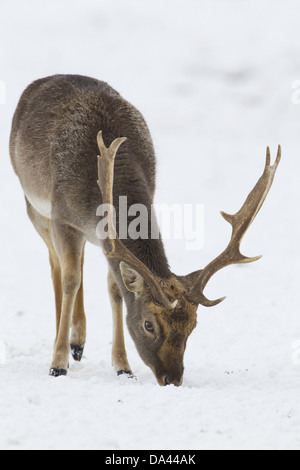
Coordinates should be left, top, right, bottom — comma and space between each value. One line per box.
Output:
189, 146, 281, 307
96, 131, 174, 310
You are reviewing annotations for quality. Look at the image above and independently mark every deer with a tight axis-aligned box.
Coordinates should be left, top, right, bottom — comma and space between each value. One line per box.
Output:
9, 74, 281, 386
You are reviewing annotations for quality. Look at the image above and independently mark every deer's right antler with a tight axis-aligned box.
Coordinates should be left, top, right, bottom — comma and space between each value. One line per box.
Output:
96, 131, 174, 310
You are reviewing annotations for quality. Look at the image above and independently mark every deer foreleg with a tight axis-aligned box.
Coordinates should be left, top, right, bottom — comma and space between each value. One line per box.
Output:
107, 270, 132, 376
49, 222, 84, 376
70, 242, 87, 362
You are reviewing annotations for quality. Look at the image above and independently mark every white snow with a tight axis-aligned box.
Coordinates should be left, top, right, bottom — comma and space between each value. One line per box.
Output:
0, 0, 299, 450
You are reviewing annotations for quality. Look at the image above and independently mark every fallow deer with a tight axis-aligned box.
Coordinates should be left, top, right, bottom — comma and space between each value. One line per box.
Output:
10, 75, 281, 386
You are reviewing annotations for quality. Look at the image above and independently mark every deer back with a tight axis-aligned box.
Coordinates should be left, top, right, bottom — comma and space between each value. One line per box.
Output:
10, 75, 157, 243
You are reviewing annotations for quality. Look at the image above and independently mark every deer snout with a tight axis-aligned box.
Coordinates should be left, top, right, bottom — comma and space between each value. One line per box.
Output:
156, 372, 183, 387
164, 375, 183, 387
156, 358, 185, 386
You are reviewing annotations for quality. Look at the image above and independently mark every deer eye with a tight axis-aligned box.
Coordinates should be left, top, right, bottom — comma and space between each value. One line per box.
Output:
144, 321, 154, 332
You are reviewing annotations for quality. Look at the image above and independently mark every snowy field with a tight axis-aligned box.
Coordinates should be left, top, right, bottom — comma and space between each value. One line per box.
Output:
0, 0, 300, 450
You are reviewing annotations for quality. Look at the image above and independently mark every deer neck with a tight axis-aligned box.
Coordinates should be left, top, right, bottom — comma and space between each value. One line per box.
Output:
122, 236, 172, 279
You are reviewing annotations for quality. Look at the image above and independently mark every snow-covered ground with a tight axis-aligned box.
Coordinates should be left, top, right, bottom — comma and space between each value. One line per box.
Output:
0, 0, 300, 450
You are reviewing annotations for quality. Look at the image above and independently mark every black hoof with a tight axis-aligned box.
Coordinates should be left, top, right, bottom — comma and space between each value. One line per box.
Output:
70, 344, 84, 362
117, 370, 134, 378
49, 368, 68, 377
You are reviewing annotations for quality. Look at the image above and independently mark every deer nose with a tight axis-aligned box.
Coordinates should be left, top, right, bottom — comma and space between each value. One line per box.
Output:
165, 376, 171, 385
164, 375, 183, 387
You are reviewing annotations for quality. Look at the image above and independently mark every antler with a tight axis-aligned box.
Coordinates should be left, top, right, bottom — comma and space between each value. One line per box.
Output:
188, 146, 282, 307
96, 131, 174, 310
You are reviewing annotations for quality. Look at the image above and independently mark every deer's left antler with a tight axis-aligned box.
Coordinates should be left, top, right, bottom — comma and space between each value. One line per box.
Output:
187, 146, 281, 307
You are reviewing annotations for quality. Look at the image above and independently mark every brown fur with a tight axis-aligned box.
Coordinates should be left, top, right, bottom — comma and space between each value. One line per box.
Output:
108, 270, 131, 374
10, 75, 197, 385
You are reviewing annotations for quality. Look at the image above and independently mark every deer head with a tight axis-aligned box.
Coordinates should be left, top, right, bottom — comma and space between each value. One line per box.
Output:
97, 132, 281, 386
117, 262, 197, 386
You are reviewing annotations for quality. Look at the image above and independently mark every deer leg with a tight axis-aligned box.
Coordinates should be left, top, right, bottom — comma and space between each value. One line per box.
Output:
70, 242, 87, 362
49, 222, 84, 376
107, 270, 132, 376
25, 199, 62, 341
50, 249, 63, 343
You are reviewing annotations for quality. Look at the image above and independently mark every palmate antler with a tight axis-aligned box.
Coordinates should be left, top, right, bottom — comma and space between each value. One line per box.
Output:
187, 146, 282, 307
96, 131, 174, 310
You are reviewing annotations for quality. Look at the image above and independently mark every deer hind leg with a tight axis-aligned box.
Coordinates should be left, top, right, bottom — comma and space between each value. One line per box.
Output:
107, 270, 132, 376
25, 199, 62, 341
49, 221, 85, 376
70, 242, 87, 362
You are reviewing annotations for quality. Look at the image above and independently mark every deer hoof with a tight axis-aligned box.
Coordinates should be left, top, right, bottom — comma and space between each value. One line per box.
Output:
117, 370, 135, 379
70, 344, 84, 362
49, 368, 68, 377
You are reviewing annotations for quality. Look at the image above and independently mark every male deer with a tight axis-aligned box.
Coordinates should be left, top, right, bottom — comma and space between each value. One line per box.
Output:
10, 75, 281, 386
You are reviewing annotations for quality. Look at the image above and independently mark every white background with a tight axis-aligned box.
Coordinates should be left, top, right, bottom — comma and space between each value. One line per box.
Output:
0, 0, 299, 450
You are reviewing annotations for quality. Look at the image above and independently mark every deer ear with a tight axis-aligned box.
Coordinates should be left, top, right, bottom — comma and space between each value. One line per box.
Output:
119, 262, 145, 294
